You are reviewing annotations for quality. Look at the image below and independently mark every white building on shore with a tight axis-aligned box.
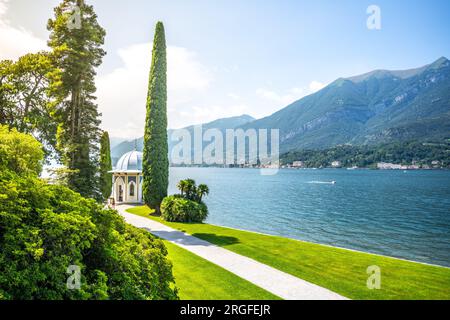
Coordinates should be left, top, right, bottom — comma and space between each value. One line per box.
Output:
377, 162, 420, 170
292, 161, 304, 168
331, 161, 342, 168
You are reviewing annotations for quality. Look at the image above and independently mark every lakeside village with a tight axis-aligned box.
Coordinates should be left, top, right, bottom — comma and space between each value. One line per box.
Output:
171, 159, 445, 170
167, 132, 448, 170
287, 160, 444, 170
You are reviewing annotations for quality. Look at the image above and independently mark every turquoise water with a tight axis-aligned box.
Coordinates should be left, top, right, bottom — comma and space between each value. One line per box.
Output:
168, 167, 450, 267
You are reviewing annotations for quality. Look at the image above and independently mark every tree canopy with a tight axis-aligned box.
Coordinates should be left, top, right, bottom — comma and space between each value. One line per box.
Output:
281, 140, 450, 168
47, 0, 106, 199
0, 125, 44, 175
0, 125, 178, 300
99, 131, 112, 201
0, 52, 60, 157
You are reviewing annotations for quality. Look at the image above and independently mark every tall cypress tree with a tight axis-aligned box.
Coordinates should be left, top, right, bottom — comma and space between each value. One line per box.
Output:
47, 0, 105, 199
99, 131, 112, 201
142, 22, 168, 213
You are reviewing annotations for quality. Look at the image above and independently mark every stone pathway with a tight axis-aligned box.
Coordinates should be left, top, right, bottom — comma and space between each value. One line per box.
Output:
116, 205, 348, 300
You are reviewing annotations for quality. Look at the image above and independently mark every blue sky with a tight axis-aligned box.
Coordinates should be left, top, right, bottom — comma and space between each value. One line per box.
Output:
1, 0, 449, 138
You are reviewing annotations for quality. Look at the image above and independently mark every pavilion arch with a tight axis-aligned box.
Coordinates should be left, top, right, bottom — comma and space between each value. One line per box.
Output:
115, 176, 126, 203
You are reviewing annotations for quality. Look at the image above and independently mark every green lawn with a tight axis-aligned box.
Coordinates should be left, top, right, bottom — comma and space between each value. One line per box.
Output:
127, 206, 450, 300
162, 240, 279, 300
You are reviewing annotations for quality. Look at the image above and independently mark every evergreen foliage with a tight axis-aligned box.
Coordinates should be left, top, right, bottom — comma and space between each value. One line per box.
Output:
142, 22, 169, 212
99, 131, 112, 201
0, 125, 178, 300
47, 0, 106, 199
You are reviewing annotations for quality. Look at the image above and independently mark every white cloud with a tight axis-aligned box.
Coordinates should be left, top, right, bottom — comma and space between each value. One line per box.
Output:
0, 0, 7, 16
256, 80, 326, 105
256, 88, 295, 105
169, 46, 211, 91
228, 93, 240, 100
179, 104, 250, 127
309, 80, 326, 92
0, 0, 47, 60
0, 0, 328, 139
97, 43, 213, 138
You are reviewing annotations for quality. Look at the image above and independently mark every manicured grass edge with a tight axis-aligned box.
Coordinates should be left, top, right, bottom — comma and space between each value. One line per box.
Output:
126, 206, 450, 300
161, 239, 281, 300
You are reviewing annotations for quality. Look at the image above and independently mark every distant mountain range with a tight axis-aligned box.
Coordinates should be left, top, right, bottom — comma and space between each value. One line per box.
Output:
111, 57, 450, 162
111, 114, 255, 164
243, 57, 450, 152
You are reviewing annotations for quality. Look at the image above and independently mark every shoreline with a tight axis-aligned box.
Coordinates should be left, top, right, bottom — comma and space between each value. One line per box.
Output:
124, 205, 450, 269
169, 166, 450, 171
127, 206, 450, 300
204, 221, 450, 270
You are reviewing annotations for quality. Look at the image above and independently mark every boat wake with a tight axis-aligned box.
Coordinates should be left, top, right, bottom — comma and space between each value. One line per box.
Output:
307, 181, 336, 185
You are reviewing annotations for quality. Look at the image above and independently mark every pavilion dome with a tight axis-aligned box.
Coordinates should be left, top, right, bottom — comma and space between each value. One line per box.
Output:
114, 150, 143, 172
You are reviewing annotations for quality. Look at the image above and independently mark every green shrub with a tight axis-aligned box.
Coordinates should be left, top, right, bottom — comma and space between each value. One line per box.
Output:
0, 126, 178, 300
161, 196, 208, 223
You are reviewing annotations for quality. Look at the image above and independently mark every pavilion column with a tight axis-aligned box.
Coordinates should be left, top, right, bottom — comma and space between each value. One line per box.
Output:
111, 175, 114, 199
125, 175, 127, 202
137, 174, 140, 203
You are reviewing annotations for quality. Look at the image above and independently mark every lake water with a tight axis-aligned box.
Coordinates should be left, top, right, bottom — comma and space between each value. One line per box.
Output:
169, 167, 450, 267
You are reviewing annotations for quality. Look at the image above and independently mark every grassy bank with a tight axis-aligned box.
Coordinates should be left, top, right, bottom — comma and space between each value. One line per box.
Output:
162, 240, 279, 300
127, 206, 450, 300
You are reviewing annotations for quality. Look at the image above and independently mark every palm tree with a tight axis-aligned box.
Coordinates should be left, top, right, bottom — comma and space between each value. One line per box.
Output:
197, 184, 210, 202
184, 179, 196, 200
177, 180, 187, 196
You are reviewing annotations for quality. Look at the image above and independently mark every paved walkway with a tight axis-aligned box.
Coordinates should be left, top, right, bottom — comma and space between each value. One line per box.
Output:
116, 205, 347, 300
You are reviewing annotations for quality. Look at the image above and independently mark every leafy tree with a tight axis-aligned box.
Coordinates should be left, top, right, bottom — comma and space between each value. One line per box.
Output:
0, 52, 60, 156
0, 60, 13, 104
47, 0, 105, 199
143, 22, 169, 213
99, 131, 112, 201
0, 125, 44, 175
0, 126, 178, 300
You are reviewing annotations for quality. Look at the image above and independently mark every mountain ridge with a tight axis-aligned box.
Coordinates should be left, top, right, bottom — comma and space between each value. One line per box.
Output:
111, 114, 255, 164
345, 56, 449, 83
241, 56, 450, 152
111, 57, 450, 161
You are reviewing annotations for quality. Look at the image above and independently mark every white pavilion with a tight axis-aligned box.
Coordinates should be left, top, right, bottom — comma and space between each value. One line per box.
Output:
109, 150, 144, 204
